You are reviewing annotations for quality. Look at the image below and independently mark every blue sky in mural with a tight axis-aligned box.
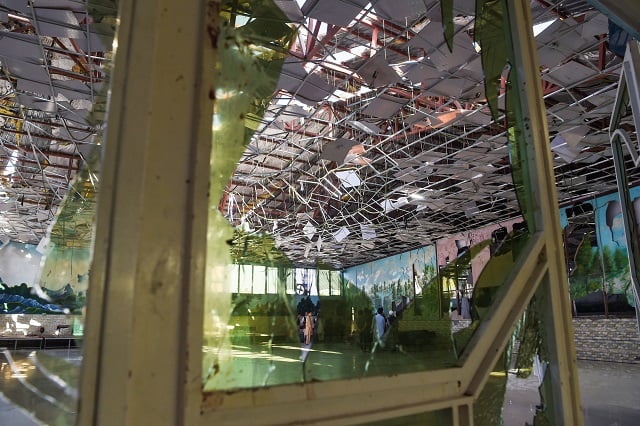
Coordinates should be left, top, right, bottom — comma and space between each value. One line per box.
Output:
343, 245, 436, 291
589, 186, 640, 249
559, 186, 639, 306
559, 186, 640, 250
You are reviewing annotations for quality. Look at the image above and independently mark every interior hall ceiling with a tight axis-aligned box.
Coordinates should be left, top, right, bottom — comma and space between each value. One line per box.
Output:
0, 1, 637, 270
0, 0, 113, 251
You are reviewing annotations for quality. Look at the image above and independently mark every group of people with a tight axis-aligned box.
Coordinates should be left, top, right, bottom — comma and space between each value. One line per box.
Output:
374, 307, 394, 344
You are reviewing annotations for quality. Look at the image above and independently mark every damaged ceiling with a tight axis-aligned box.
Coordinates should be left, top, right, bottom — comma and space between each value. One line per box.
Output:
222, 0, 638, 269
0, 0, 638, 270
0, 0, 113, 250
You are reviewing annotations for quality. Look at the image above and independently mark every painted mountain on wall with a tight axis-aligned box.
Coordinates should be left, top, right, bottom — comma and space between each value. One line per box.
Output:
0, 280, 84, 314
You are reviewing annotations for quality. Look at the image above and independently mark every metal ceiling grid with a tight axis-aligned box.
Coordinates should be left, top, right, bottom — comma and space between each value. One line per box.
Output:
0, 0, 114, 247
0, 0, 636, 271
222, 0, 636, 270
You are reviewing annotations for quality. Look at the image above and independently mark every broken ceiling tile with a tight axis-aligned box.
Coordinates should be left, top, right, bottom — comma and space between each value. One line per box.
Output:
0, 33, 44, 64
460, 83, 485, 102
551, 133, 582, 163
277, 57, 333, 105
393, 167, 425, 183
52, 79, 92, 100
379, 199, 396, 213
356, 53, 402, 88
429, 110, 462, 128
543, 60, 598, 87
273, 0, 304, 22
425, 77, 470, 98
581, 12, 609, 39
335, 170, 361, 188
412, 152, 444, 163
320, 138, 358, 163
333, 226, 350, 242
401, 61, 441, 84
460, 109, 492, 126
373, 0, 428, 24
4, 0, 30, 14
547, 103, 585, 124
536, 19, 592, 55
301, 0, 368, 27
462, 201, 480, 218
361, 93, 408, 119
4, 58, 49, 83
348, 120, 381, 134
34, 8, 84, 38
303, 221, 317, 241
427, 35, 477, 73
559, 125, 590, 147
537, 45, 568, 70
406, 21, 443, 51
360, 223, 376, 240
17, 79, 54, 98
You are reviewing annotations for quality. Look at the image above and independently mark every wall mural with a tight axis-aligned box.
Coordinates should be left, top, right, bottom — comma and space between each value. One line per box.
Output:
3, 186, 640, 317
436, 217, 523, 285
560, 187, 639, 312
343, 245, 437, 315
0, 241, 87, 315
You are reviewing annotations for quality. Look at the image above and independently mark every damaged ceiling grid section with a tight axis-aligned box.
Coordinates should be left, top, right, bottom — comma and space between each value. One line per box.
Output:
0, 0, 115, 248
223, 0, 637, 269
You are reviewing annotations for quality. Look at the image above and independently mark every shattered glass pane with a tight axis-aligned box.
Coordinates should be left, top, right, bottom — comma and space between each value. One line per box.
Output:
0, 0, 116, 423
202, 0, 535, 397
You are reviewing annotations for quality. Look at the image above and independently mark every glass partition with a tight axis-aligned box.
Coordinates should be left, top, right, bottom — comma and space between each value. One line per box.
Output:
202, 0, 535, 395
0, 0, 116, 423
201, 0, 583, 425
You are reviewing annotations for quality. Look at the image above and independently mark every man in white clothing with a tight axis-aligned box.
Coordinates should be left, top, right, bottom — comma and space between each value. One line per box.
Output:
374, 307, 387, 346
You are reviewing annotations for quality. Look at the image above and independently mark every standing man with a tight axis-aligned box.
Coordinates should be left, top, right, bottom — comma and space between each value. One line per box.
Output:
374, 307, 387, 347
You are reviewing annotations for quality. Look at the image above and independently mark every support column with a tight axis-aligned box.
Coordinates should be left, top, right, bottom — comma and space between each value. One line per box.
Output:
78, 0, 215, 425
507, 0, 583, 424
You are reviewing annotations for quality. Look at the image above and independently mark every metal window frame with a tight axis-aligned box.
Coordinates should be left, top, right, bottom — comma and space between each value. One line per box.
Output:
78, 1, 583, 425
609, 40, 640, 332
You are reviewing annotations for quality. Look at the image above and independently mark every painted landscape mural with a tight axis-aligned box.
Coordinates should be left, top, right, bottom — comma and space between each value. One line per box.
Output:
560, 187, 639, 312
2, 185, 640, 316
343, 245, 437, 315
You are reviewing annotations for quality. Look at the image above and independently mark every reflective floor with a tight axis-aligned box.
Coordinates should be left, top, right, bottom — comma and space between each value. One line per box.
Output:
0, 348, 81, 426
1, 348, 638, 425
502, 360, 640, 426
204, 339, 458, 390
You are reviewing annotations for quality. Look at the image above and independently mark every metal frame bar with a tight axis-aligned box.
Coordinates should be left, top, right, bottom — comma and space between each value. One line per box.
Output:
611, 130, 640, 332
610, 40, 640, 332
507, 1, 583, 422
611, 40, 640, 166
586, 0, 640, 42
78, 0, 214, 424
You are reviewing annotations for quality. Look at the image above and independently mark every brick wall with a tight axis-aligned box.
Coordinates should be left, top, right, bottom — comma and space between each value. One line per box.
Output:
0, 314, 80, 336
573, 317, 640, 363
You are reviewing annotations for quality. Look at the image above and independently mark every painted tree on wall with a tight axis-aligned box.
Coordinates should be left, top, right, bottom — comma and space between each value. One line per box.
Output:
419, 264, 442, 319
601, 246, 615, 290
569, 234, 600, 299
